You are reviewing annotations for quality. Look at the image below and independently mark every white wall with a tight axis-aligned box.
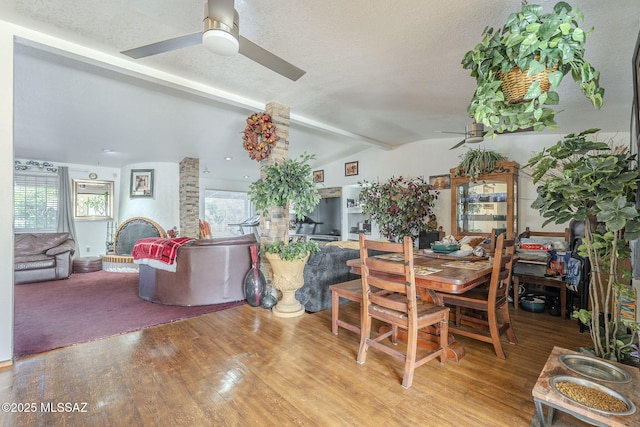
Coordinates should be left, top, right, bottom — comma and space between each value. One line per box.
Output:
119, 162, 180, 234
314, 131, 631, 236
0, 22, 14, 363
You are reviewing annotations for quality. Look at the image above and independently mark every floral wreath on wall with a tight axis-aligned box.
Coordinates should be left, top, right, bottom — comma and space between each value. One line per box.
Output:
242, 112, 280, 161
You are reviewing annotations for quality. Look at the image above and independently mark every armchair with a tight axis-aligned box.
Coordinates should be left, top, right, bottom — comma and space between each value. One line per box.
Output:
14, 232, 76, 284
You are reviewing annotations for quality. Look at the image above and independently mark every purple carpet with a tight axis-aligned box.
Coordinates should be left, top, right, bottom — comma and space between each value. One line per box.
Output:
14, 270, 246, 357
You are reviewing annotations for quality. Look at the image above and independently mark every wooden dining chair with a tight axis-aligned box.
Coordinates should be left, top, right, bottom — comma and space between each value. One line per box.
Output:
440, 233, 518, 359
356, 234, 449, 389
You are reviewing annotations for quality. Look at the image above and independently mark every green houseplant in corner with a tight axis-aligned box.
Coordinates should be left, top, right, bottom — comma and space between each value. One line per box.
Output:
527, 129, 640, 364
358, 176, 439, 242
248, 153, 321, 317
461, 1, 604, 137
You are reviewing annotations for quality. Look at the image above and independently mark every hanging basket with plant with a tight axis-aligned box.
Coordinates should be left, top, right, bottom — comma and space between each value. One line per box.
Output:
461, 1, 604, 137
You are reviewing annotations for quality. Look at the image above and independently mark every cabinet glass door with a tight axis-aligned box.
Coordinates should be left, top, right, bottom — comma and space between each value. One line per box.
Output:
455, 180, 509, 235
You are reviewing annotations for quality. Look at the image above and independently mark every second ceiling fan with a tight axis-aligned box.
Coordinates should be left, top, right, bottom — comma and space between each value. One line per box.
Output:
444, 122, 534, 150
121, 0, 305, 81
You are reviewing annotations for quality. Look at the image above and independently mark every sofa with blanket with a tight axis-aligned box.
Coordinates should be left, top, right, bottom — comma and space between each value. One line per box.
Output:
14, 232, 76, 285
295, 243, 361, 312
138, 233, 257, 306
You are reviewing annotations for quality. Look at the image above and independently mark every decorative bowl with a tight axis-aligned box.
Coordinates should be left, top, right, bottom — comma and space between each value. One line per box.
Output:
520, 295, 546, 313
430, 243, 461, 253
559, 354, 632, 383
550, 375, 636, 416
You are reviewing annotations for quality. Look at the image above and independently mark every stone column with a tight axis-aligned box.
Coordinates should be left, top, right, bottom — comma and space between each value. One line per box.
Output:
179, 157, 200, 238
259, 102, 290, 287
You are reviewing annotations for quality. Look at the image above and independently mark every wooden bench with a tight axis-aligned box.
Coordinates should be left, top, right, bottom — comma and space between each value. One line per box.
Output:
329, 279, 363, 335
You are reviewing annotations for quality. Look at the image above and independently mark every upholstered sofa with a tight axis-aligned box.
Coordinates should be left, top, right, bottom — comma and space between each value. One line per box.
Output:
14, 232, 76, 285
138, 234, 257, 306
295, 244, 361, 312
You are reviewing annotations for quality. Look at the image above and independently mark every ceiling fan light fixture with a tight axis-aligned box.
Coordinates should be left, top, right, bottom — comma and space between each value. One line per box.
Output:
465, 136, 484, 144
202, 29, 239, 56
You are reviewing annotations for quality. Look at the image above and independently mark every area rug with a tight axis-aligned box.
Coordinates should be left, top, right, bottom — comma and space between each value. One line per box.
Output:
14, 270, 245, 357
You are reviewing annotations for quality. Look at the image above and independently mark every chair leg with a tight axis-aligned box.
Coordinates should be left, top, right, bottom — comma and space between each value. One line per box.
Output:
439, 317, 448, 365
488, 308, 506, 359
391, 325, 398, 345
331, 290, 339, 335
402, 325, 418, 389
501, 303, 518, 344
357, 312, 372, 365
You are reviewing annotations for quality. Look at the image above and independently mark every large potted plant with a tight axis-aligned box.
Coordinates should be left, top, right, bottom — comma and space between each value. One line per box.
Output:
461, 1, 604, 137
358, 176, 438, 242
527, 129, 640, 364
248, 153, 321, 317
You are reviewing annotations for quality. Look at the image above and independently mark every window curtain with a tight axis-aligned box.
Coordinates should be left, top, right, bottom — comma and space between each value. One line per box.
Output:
57, 166, 79, 255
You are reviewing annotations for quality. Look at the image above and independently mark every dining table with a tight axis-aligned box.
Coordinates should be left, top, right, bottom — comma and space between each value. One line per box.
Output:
346, 252, 495, 362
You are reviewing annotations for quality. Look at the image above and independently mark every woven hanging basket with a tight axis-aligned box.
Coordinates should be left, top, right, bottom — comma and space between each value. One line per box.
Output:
498, 64, 557, 104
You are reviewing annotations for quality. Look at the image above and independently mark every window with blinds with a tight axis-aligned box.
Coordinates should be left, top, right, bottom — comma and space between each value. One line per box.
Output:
14, 173, 59, 232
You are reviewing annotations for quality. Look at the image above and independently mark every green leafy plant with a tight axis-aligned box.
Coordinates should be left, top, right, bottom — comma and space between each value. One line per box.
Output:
462, 1, 604, 137
358, 176, 438, 241
248, 153, 321, 260
527, 129, 640, 362
453, 148, 507, 182
260, 240, 320, 261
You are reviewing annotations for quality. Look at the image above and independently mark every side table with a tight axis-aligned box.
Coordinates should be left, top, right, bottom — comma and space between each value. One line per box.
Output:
73, 256, 103, 273
532, 346, 639, 427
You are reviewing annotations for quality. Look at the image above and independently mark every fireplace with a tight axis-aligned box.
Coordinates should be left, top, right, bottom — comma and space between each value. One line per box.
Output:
101, 217, 166, 272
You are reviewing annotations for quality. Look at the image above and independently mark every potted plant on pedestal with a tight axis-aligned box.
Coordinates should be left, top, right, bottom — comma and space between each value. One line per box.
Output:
462, 1, 604, 137
248, 153, 321, 318
358, 176, 438, 242
527, 129, 640, 364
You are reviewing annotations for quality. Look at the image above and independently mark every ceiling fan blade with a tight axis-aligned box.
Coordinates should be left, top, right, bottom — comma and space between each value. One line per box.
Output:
239, 36, 306, 81
450, 139, 467, 150
121, 32, 202, 59
436, 130, 466, 135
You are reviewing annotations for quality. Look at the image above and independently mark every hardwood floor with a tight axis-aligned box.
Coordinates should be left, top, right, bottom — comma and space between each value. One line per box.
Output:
0, 302, 594, 426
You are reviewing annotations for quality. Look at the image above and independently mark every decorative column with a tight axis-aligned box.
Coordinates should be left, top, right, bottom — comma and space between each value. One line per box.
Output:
259, 102, 290, 289
179, 157, 200, 238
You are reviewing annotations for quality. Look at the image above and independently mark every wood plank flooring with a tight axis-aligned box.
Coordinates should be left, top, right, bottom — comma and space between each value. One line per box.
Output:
0, 302, 596, 426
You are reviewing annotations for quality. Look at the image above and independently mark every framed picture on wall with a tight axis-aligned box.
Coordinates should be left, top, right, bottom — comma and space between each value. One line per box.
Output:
345, 161, 359, 176
130, 169, 154, 198
429, 174, 451, 190
313, 169, 324, 183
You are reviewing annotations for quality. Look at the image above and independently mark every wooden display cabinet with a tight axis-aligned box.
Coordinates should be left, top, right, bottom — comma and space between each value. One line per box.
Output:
449, 161, 519, 239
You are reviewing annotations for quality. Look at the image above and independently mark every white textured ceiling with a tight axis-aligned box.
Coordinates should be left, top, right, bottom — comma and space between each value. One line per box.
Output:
4, 0, 640, 182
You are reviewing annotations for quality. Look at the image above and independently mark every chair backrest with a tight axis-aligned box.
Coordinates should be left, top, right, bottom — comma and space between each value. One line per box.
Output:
519, 226, 570, 242
487, 233, 516, 304
359, 234, 417, 316
456, 228, 498, 252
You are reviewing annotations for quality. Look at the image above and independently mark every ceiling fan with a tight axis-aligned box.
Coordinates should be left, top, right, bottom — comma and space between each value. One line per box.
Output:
120, 0, 306, 81
442, 122, 535, 150
440, 122, 487, 150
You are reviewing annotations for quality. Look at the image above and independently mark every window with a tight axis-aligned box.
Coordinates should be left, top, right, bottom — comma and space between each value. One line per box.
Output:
204, 190, 252, 237
14, 172, 59, 232
73, 179, 114, 220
